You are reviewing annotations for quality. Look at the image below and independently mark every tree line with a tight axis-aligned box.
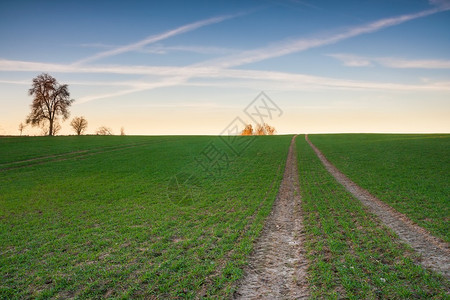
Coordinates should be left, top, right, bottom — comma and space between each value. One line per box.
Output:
20, 73, 279, 137
20, 73, 124, 136
241, 123, 276, 135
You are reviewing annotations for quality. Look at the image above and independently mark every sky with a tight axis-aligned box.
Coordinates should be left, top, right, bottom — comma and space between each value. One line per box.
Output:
0, 0, 449, 135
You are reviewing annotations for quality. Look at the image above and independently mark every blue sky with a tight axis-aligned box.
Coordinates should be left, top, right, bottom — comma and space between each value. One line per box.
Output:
0, 0, 449, 135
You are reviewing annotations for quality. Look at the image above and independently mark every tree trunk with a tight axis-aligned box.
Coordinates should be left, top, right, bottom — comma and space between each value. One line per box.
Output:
49, 118, 53, 136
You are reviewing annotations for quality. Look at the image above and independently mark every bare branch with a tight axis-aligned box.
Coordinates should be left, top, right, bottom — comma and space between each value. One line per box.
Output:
70, 116, 88, 135
96, 126, 113, 135
26, 73, 74, 136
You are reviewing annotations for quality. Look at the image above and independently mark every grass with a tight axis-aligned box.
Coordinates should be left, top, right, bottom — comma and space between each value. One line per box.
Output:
296, 135, 449, 298
0, 135, 291, 298
2, 134, 448, 298
0, 135, 168, 166
307, 134, 449, 243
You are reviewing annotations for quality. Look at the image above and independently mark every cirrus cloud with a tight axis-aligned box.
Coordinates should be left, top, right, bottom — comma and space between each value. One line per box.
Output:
328, 54, 450, 69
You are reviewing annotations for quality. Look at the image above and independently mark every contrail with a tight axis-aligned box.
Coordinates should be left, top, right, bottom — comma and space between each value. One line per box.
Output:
72, 12, 245, 65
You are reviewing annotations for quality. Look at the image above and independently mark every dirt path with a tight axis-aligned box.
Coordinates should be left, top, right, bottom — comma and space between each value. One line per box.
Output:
234, 135, 309, 299
306, 135, 450, 279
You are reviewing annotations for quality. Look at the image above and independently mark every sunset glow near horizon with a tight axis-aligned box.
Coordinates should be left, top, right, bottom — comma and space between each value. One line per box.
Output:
1, 0, 449, 136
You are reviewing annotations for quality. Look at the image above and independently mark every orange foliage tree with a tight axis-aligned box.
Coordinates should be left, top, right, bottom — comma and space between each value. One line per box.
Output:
241, 123, 276, 135
264, 123, 276, 135
254, 123, 265, 135
241, 124, 253, 135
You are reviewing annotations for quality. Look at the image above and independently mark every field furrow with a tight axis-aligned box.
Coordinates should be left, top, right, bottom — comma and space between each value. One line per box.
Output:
296, 135, 449, 298
307, 134, 449, 243
0, 136, 177, 164
0, 142, 153, 171
306, 135, 450, 279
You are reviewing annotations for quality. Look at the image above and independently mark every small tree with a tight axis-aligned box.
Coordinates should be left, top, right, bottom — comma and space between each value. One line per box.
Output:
18, 123, 26, 136
241, 124, 253, 136
96, 126, 113, 135
241, 123, 276, 136
26, 73, 74, 136
53, 121, 62, 135
120, 127, 125, 136
264, 123, 276, 135
70, 116, 88, 135
254, 123, 265, 136
40, 120, 61, 136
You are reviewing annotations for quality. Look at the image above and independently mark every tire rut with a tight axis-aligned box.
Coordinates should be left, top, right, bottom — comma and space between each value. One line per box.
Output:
306, 135, 450, 279
0, 141, 165, 172
234, 135, 309, 299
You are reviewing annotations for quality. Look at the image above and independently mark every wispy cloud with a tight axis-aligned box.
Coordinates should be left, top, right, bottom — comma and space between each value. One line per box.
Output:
197, 5, 449, 68
0, 58, 177, 75
75, 68, 450, 97
140, 45, 239, 55
328, 54, 450, 69
72, 12, 244, 65
79, 43, 238, 55
198, 69, 450, 92
76, 76, 188, 103
0, 79, 29, 85
327, 54, 373, 67
0, 59, 222, 77
2, 5, 449, 103
2, 58, 449, 104
265, 0, 320, 10
78, 43, 114, 49
120, 101, 239, 109
429, 0, 450, 9
377, 57, 450, 69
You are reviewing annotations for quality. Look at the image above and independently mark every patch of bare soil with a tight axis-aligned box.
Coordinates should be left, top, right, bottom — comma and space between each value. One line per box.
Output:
306, 135, 450, 279
234, 135, 309, 299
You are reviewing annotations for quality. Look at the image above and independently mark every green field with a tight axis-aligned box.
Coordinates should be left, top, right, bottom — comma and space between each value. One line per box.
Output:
296, 135, 448, 298
1, 134, 448, 298
308, 134, 449, 243
0, 136, 163, 166
0, 135, 291, 298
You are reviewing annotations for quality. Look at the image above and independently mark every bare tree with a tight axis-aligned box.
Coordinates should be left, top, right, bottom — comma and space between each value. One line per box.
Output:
40, 120, 61, 136
70, 116, 88, 135
40, 123, 49, 136
120, 127, 125, 136
26, 73, 74, 136
52, 121, 62, 135
18, 122, 26, 136
96, 126, 113, 135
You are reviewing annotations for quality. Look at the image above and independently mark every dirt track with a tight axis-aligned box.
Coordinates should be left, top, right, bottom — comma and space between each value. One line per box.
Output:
306, 135, 450, 279
234, 135, 309, 299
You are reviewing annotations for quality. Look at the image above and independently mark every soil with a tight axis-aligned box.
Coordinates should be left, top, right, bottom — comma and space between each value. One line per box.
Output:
234, 135, 309, 299
306, 135, 450, 279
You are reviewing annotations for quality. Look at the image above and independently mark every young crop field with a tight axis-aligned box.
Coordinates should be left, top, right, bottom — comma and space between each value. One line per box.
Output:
0, 135, 164, 166
307, 134, 449, 243
296, 135, 448, 298
0, 135, 292, 298
1, 134, 448, 298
